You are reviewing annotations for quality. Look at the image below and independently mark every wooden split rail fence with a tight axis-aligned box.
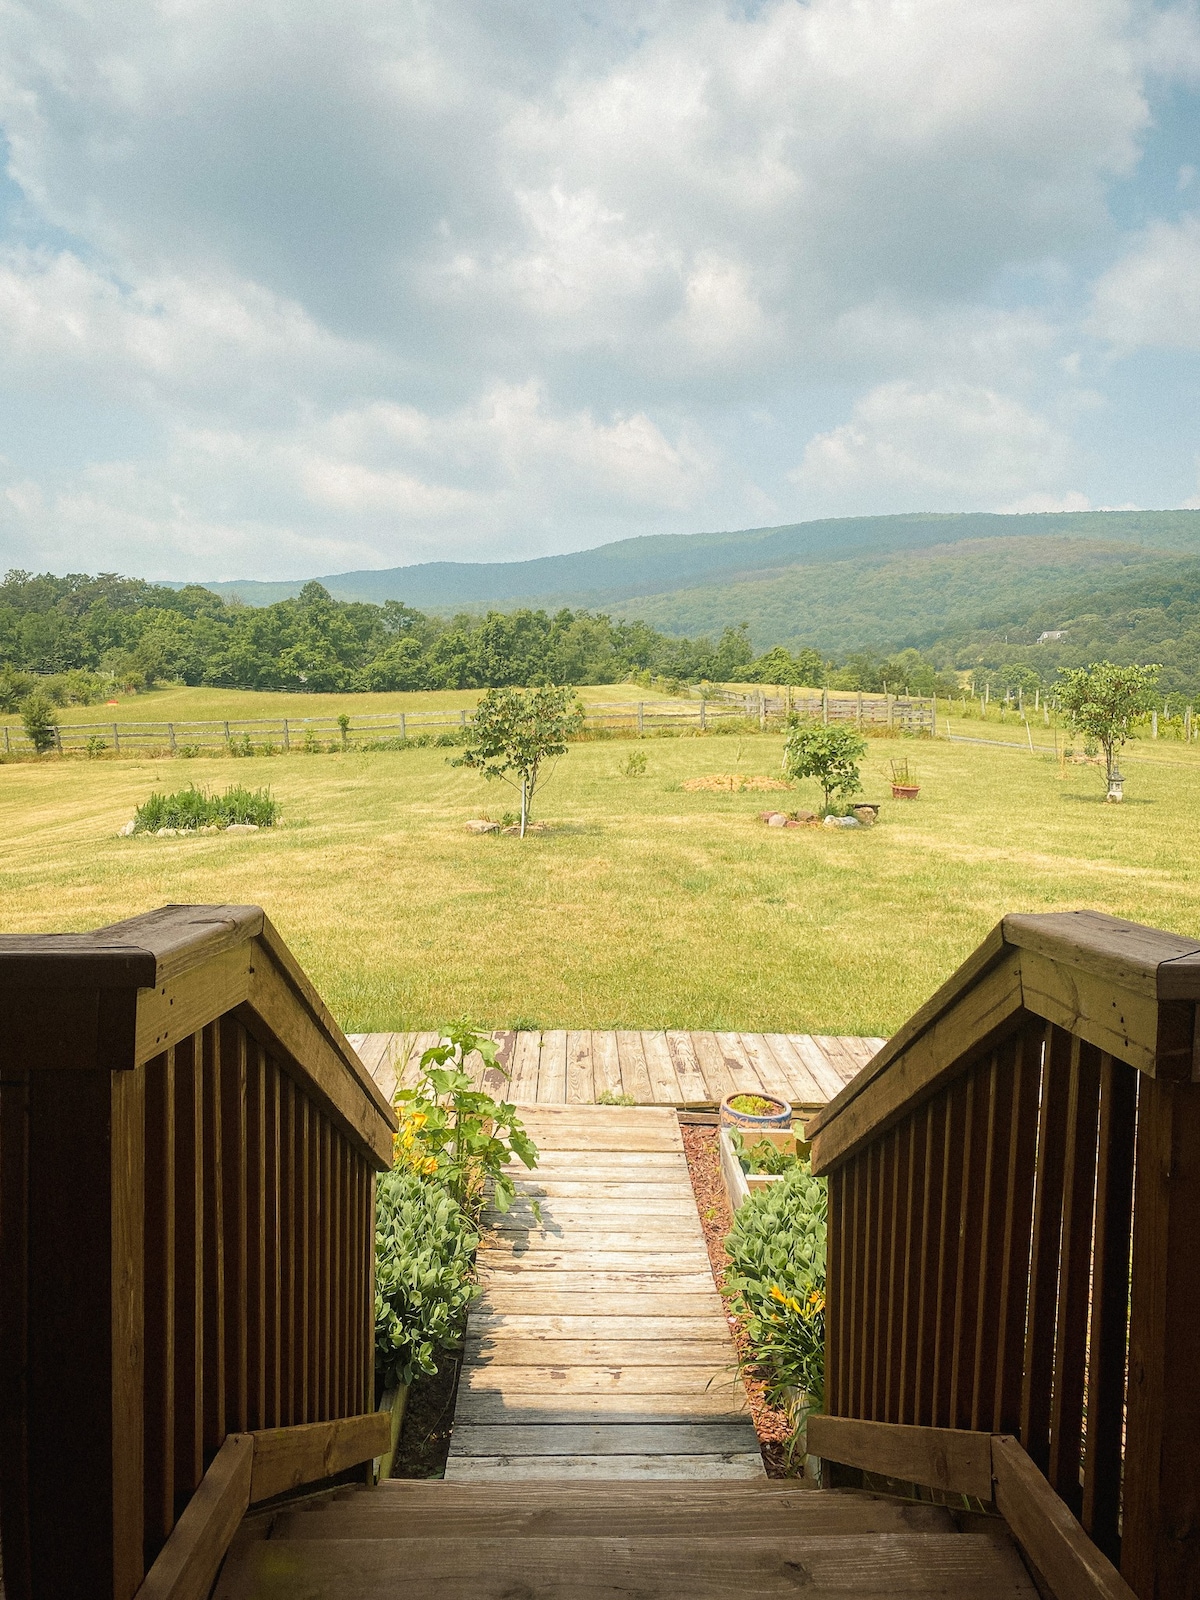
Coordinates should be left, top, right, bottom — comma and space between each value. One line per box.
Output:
0, 691, 935, 755
806, 910, 1200, 1600
0, 905, 396, 1600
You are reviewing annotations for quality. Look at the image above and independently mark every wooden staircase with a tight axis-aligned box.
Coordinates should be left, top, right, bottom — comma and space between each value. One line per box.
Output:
215, 1479, 1038, 1598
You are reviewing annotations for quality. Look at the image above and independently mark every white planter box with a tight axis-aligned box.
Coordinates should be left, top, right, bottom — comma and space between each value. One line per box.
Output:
718, 1127, 801, 1211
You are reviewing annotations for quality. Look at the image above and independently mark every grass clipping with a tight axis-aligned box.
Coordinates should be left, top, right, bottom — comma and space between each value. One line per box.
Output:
683, 774, 792, 793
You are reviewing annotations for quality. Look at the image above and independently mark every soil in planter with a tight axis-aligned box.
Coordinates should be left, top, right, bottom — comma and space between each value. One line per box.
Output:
680, 1122, 798, 1478
389, 1355, 462, 1478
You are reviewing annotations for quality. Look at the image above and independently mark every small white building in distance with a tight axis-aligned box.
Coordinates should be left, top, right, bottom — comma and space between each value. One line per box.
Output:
1037, 630, 1067, 643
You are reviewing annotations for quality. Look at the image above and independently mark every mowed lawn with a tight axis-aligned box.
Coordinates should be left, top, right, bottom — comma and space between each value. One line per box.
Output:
2, 729, 1198, 1036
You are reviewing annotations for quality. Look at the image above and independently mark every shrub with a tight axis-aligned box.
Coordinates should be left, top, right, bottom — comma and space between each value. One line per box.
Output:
374, 1168, 479, 1389
20, 691, 59, 754
725, 1162, 827, 1415
85, 735, 109, 758
782, 720, 866, 812
132, 783, 278, 832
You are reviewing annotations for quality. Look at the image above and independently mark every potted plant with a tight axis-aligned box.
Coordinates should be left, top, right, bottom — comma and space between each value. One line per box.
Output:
719, 1092, 792, 1131
890, 758, 919, 799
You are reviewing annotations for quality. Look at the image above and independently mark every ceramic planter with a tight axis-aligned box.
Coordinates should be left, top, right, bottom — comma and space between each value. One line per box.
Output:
719, 1093, 792, 1131
891, 783, 920, 799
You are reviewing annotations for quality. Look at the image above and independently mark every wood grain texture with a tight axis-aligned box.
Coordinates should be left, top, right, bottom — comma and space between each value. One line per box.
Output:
449, 1106, 760, 1480
133, 1433, 253, 1600
806, 1416, 994, 1500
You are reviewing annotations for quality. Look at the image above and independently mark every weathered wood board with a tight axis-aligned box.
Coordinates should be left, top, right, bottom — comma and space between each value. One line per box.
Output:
446, 1105, 763, 1480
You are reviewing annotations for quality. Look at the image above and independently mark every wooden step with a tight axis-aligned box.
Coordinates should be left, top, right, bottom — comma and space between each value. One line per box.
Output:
271, 1489, 955, 1540
217, 1530, 1035, 1599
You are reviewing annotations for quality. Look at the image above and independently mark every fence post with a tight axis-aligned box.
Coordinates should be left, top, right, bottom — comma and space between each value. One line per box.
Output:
931, 695, 936, 737
168, 723, 176, 753
400, 713, 406, 741
113, 723, 120, 752
856, 691, 862, 730
223, 721, 230, 746
821, 689, 828, 726
4, 725, 9, 753
886, 694, 893, 733
1187, 707, 1193, 742
758, 691, 765, 731
460, 709, 467, 727
638, 703, 644, 736
699, 699, 706, 731
282, 719, 290, 751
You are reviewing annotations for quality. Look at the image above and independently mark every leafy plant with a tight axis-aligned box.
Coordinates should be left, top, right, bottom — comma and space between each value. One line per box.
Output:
132, 783, 279, 832
374, 1167, 479, 1389
395, 1023, 539, 1218
596, 1089, 637, 1106
228, 733, 255, 757
452, 684, 584, 836
729, 1128, 802, 1176
85, 735, 108, 757
620, 750, 648, 777
20, 691, 59, 754
1058, 661, 1161, 792
782, 721, 866, 812
338, 712, 351, 748
725, 1163, 827, 1423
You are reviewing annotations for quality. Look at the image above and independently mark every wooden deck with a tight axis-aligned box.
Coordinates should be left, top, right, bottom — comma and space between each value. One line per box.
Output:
444, 1106, 764, 1480
347, 1030, 883, 1109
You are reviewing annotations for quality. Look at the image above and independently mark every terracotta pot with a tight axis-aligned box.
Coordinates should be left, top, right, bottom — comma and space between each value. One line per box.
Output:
719, 1093, 792, 1131
891, 783, 920, 799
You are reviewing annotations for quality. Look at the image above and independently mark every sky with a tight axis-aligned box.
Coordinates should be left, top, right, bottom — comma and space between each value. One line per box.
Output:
1, 0, 1199, 582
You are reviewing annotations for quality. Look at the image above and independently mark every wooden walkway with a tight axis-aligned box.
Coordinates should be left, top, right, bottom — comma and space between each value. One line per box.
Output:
445, 1106, 764, 1480
347, 1030, 883, 1109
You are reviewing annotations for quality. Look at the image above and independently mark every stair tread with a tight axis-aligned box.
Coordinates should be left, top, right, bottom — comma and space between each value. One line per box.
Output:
216, 1530, 1035, 1599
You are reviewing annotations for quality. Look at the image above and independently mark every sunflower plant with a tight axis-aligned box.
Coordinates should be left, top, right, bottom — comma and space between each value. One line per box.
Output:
394, 1022, 539, 1220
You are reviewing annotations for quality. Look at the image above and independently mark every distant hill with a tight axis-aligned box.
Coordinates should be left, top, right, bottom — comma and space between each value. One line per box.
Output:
199, 510, 1200, 621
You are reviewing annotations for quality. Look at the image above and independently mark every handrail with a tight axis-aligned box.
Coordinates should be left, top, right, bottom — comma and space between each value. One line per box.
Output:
0, 905, 396, 1600
808, 911, 1200, 1600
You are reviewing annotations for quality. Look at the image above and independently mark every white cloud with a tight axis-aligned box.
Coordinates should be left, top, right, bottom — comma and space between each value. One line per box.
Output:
0, 0, 1194, 574
1090, 214, 1200, 352
789, 382, 1076, 510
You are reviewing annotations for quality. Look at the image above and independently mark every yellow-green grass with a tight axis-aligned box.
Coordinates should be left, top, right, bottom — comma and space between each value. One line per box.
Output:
1, 680, 680, 732
2, 732, 1197, 1037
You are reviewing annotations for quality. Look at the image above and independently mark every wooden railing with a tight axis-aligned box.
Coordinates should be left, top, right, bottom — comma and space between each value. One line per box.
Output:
0, 905, 396, 1600
806, 911, 1200, 1600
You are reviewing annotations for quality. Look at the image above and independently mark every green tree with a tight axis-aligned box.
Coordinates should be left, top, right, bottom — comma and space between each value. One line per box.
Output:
20, 690, 59, 753
452, 684, 584, 835
1058, 661, 1161, 794
782, 721, 866, 812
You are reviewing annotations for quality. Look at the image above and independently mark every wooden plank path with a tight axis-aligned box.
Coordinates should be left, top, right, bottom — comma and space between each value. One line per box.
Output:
346, 1030, 884, 1110
444, 1105, 764, 1480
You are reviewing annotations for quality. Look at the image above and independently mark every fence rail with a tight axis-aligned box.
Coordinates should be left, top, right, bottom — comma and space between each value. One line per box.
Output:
807, 910, 1200, 1600
0, 690, 936, 754
0, 905, 395, 1599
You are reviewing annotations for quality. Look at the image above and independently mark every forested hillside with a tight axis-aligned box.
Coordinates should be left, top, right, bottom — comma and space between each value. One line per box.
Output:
0, 570, 755, 701
201, 509, 1200, 610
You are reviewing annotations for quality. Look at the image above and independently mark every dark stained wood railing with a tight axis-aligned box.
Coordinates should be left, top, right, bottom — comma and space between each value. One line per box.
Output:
807, 911, 1200, 1600
0, 906, 395, 1600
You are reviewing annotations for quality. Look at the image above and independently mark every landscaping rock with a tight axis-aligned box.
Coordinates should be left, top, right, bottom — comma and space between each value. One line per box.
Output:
117, 820, 136, 836
465, 820, 501, 833
823, 814, 861, 828
224, 822, 260, 833
792, 809, 817, 823
852, 806, 878, 825
766, 812, 788, 827
156, 827, 179, 836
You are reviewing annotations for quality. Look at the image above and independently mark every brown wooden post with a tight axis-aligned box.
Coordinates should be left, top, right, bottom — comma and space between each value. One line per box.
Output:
1123, 1071, 1200, 1599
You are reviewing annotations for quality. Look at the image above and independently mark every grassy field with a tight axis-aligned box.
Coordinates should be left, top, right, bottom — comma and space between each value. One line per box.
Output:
0, 681, 680, 730
2, 719, 1198, 1037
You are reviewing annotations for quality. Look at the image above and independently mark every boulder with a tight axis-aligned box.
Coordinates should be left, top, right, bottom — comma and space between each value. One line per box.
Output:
224, 822, 260, 833
117, 820, 136, 837
852, 806, 878, 825
465, 820, 501, 833
766, 812, 788, 827
792, 809, 817, 823
156, 827, 179, 837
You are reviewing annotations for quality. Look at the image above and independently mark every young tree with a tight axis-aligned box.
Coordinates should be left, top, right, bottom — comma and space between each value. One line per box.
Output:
20, 690, 59, 754
782, 721, 866, 812
1057, 662, 1160, 798
453, 684, 584, 835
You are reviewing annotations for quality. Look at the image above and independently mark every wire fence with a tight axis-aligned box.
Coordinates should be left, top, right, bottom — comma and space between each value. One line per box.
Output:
0, 689, 938, 755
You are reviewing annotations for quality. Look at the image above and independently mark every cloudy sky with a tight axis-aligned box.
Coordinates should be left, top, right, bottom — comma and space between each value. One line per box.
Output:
1, 0, 1199, 581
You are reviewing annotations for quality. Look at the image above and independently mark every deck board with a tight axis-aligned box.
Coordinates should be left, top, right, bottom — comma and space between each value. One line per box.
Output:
446, 1105, 763, 1480
351, 1030, 884, 1110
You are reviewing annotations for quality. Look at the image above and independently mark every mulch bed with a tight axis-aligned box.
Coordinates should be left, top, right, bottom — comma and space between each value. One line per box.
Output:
390, 1356, 462, 1478
680, 1122, 798, 1478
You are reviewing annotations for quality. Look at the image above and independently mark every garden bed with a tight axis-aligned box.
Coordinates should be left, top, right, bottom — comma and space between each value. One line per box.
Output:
680, 1122, 795, 1476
